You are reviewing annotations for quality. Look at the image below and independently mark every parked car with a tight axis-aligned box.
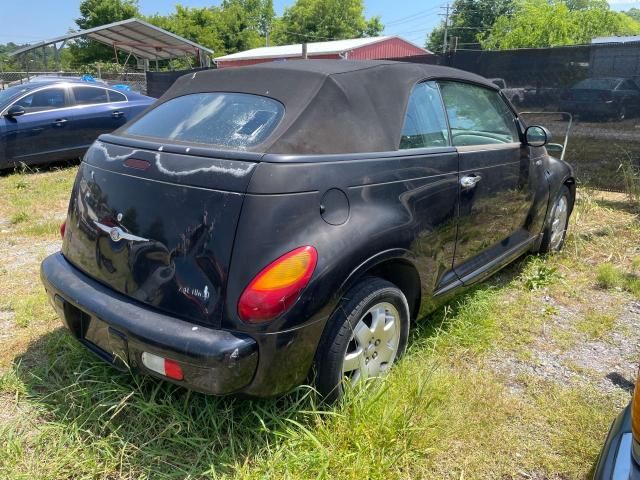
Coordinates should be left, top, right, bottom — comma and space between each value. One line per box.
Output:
0, 79, 153, 169
41, 61, 575, 401
489, 78, 528, 107
593, 374, 640, 479
559, 77, 640, 121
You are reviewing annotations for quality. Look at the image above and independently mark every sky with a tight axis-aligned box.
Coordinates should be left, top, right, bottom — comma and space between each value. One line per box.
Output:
1, 0, 639, 47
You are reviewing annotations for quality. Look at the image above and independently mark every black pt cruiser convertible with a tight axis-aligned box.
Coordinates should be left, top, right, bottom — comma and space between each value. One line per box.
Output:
41, 60, 575, 400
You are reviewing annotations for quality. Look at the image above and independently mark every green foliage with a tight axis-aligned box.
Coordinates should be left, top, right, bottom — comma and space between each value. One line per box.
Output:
426, 0, 515, 52
271, 0, 383, 45
0, 42, 60, 71
75, 0, 140, 29
519, 256, 559, 290
596, 263, 625, 289
576, 309, 616, 339
624, 8, 640, 22
147, 6, 225, 55
480, 0, 640, 50
147, 1, 274, 57
68, 0, 141, 68
596, 263, 640, 297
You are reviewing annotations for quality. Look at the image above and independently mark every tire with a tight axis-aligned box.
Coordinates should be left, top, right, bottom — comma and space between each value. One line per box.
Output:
539, 185, 572, 253
314, 277, 410, 403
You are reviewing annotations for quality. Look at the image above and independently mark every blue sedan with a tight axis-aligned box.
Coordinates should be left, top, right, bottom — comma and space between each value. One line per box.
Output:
0, 80, 154, 169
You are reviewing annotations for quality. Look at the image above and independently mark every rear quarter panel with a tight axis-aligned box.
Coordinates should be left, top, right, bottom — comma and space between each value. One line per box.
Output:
226, 148, 461, 335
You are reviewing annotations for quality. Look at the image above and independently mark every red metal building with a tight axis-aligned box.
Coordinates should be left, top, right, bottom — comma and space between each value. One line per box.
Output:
215, 36, 431, 68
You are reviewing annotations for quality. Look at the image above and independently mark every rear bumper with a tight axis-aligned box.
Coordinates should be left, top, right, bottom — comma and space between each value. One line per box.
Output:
40, 252, 258, 395
593, 404, 640, 479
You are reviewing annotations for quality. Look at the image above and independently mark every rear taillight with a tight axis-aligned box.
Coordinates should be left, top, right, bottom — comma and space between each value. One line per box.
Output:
238, 246, 318, 323
60, 220, 66, 239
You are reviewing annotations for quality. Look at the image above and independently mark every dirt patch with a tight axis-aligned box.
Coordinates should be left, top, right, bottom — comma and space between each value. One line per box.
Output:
491, 294, 640, 396
0, 237, 60, 271
0, 310, 16, 342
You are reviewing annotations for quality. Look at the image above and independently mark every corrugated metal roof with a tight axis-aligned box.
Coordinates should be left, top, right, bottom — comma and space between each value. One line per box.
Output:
592, 35, 640, 44
215, 36, 422, 61
10, 18, 213, 60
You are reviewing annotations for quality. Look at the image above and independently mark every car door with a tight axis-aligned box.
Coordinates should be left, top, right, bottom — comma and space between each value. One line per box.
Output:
3, 85, 74, 165
69, 86, 131, 149
439, 80, 537, 285
397, 81, 461, 298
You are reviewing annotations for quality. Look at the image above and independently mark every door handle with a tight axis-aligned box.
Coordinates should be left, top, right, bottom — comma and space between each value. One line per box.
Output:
111, 111, 124, 118
52, 119, 67, 127
460, 174, 482, 189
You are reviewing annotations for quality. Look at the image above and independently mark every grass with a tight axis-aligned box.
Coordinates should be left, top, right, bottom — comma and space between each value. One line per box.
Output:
0, 166, 639, 478
576, 309, 617, 340
597, 263, 640, 298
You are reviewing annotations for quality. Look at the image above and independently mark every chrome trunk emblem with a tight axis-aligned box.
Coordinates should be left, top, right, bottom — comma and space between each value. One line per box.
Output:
94, 221, 149, 243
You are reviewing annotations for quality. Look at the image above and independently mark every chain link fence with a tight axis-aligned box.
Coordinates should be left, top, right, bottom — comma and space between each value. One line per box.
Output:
0, 71, 147, 94
397, 42, 640, 193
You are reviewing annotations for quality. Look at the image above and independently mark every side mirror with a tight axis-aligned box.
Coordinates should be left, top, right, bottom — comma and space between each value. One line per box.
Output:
5, 105, 25, 118
524, 125, 550, 147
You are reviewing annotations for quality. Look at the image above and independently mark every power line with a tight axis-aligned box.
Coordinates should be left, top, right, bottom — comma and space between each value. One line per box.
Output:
384, 6, 442, 26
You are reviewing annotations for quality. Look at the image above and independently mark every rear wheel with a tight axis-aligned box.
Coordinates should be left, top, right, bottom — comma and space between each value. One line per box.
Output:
314, 277, 410, 403
539, 185, 572, 253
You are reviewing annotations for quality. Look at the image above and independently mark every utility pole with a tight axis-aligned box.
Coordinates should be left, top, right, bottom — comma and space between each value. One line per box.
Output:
442, 3, 450, 55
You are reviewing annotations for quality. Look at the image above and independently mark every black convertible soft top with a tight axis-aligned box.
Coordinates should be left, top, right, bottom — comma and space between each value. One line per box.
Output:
134, 60, 499, 155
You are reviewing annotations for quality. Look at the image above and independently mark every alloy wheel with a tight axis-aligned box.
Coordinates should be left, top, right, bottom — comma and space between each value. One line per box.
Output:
342, 302, 401, 384
550, 194, 569, 250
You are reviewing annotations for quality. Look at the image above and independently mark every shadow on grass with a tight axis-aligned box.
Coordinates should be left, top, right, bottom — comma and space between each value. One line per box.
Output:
7, 254, 535, 478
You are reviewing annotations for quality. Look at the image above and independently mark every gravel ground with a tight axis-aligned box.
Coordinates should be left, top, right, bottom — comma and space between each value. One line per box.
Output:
0, 237, 60, 271
491, 293, 640, 396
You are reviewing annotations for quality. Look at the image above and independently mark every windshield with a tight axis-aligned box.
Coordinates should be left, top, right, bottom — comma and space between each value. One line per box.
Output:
573, 78, 621, 90
123, 92, 284, 150
0, 85, 35, 107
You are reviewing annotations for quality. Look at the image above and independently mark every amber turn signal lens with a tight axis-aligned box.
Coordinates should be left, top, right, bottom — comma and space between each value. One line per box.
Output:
238, 246, 318, 323
632, 375, 640, 441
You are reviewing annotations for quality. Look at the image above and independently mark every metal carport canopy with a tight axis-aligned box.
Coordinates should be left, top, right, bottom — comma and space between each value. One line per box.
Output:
10, 18, 214, 61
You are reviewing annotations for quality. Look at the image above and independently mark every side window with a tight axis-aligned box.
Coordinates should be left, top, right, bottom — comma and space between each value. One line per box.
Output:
620, 80, 639, 91
108, 90, 127, 102
439, 81, 519, 146
14, 88, 67, 113
73, 87, 109, 105
400, 81, 450, 150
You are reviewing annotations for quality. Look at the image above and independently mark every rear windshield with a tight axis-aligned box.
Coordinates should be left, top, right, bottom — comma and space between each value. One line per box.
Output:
123, 92, 284, 149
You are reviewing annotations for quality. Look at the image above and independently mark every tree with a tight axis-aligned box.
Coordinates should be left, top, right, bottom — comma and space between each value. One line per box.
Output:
426, 0, 515, 52
271, 0, 383, 45
216, 0, 274, 53
146, 1, 274, 58
68, 0, 140, 68
147, 6, 225, 56
625, 8, 640, 23
0, 43, 22, 71
480, 0, 640, 49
